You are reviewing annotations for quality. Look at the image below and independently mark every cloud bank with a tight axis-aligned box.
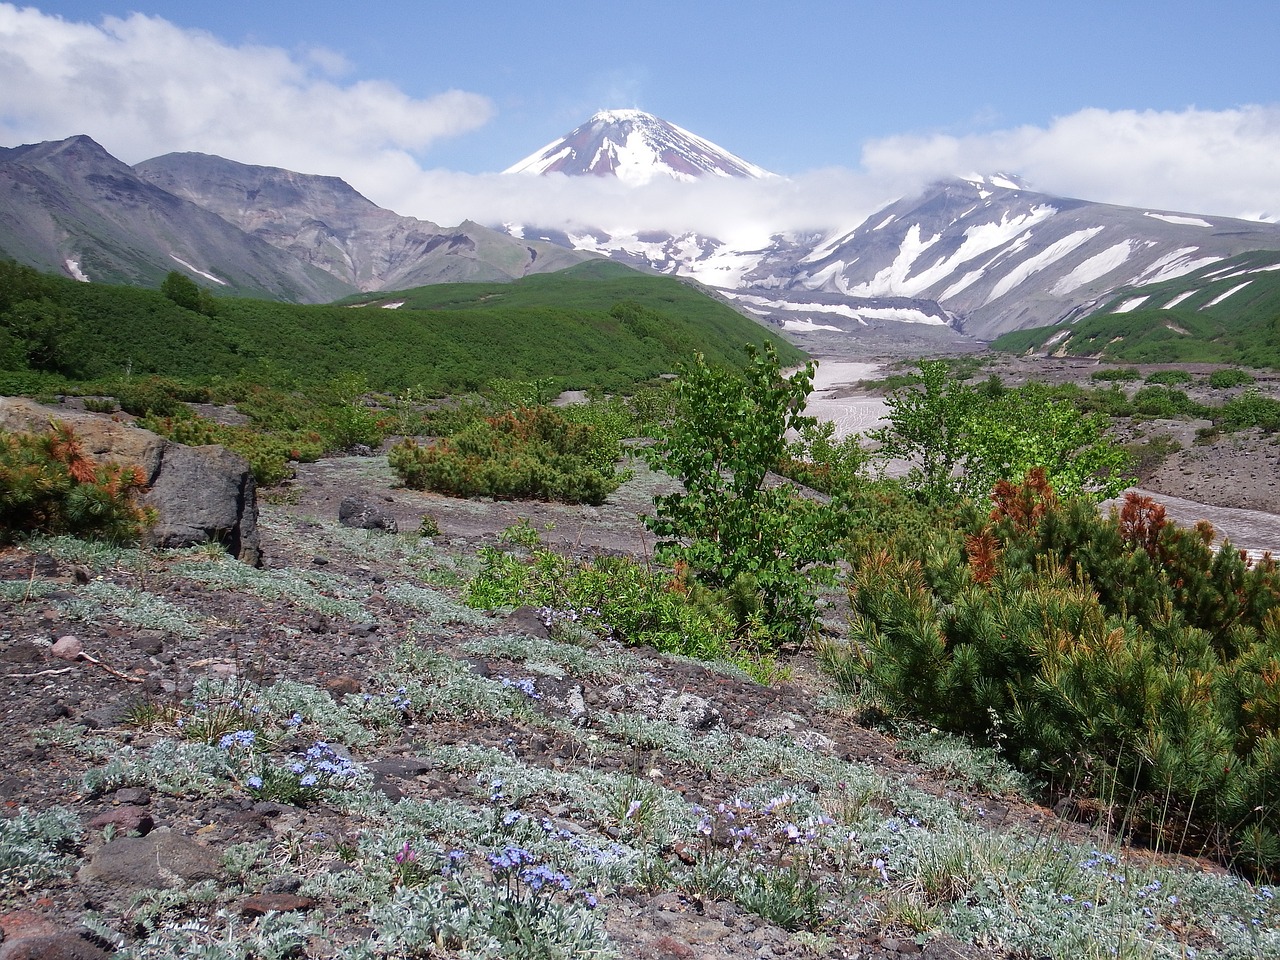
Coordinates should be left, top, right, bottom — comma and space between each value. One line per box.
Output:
0, 4, 493, 182
2, 4, 1277, 242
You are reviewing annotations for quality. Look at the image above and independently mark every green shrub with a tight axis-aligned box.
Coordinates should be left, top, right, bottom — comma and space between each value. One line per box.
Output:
1144, 369, 1193, 386
872, 363, 1131, 503
1090, 367, 1142, 382
825, 475, 1280, 878
139, 412, 296, 486
465, 532, 783, 680
1217, 387, 1280, 432
389, 405, 625, 505
643, 345, 846, 647
112, 376, 211, 418
1131, 385, 1207, 419
776, 419, 868, 496
1209, 368, 1256, 389
0, 421, 153, 543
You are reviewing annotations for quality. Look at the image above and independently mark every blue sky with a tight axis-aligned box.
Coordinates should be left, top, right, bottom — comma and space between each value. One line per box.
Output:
3, 1, 1279, 236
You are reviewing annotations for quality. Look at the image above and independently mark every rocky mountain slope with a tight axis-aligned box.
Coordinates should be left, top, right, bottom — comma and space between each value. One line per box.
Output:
500, 112, 1280, 343
0, 136, 591, 302
0, 136, 353, 302
135, 153, 590, 291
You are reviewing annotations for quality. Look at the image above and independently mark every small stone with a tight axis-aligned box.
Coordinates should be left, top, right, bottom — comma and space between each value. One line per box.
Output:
261, 876, 304, 895
324, 676, 361, 697
113, 787, 151, 806
87, 806, 154, 836
238, 893, 316, 917
49, 637, 83, 661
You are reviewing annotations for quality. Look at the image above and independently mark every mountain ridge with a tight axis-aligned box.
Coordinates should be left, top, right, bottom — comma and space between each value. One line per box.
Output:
135, 152, 590, 291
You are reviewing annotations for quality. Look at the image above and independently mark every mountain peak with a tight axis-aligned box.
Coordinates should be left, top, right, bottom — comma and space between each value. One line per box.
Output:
503, 109, 774, 185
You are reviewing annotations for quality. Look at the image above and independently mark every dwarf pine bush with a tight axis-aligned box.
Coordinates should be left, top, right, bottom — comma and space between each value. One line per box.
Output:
389, 405, 625, 505
827, 472, 1280, 877
0, 421, 153, 543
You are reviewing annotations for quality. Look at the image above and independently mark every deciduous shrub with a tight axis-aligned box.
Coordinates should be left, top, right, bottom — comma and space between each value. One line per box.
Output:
466, 529, 784, 681
389, 405, 625, 505
1209, 368, 1256, 389
0, 421, 153, 543
1144, 369, 1193, 386
642, 344, 846, 647
871, 362, 1132, 504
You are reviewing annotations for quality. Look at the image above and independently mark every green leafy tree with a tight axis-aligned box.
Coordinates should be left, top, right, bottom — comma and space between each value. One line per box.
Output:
872, 360, 1131, 503
160, 270, 202, 312
961, 383, 1133, 500
868, 359, 976, 503
643, 344, 844, 645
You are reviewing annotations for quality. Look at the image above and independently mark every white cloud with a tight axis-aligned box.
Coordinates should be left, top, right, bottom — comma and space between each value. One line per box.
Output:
859, 105, 1280, 222
383, 104, 1280, 240
387, 167, 899, 247
0, 4, 493, 178
1, 4, 1276, 238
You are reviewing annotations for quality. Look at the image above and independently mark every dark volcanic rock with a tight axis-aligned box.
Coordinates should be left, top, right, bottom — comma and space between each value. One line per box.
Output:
338, 496, 398, 533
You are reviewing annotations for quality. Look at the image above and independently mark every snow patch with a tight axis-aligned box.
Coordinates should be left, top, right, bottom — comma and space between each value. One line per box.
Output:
1112, 296, 1150, 314
986, 226, 1104, 304
1201, 281, 1253, 308
1144, 212, 1212, 228
939, 268, 985, 301
989, 175, 1022, 190
721, 292, 944, 325
872, 215, 896, 231
64, 258, 89, 282
1130, 249, 1223, 286
840, 207, 1059, 301
1050, 240, 1134, 295
380, 301, 405, 310
169, 255, 228, 286
783, 318, 845, 333
1163, 290, 1197, 309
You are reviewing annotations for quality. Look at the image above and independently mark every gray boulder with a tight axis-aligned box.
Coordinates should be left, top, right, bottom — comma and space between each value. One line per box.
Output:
338, 495, 398, 533
0, 398, 261, 564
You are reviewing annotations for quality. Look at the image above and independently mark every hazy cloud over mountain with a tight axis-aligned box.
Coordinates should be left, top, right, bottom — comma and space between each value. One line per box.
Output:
0, 5, 494, 184
2, 3, 1277, 238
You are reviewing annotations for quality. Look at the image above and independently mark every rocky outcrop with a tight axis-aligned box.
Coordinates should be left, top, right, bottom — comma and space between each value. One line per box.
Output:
0, 398, 261, 564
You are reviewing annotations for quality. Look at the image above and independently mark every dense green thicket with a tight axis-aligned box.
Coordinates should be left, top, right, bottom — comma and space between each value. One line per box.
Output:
868, 360, 1132, 504
0, 260, 797, 395
389, 406, 627, 505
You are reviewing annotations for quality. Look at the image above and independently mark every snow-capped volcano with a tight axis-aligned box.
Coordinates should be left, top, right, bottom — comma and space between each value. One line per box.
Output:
503, 109, 774, 185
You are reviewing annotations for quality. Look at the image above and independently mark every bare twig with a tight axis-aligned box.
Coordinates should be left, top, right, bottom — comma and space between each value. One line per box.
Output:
77, 651, 145, 684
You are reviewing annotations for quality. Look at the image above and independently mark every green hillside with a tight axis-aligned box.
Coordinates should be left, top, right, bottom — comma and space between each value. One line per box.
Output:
991, 251, 1280, 367
0, 260, 802, 394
